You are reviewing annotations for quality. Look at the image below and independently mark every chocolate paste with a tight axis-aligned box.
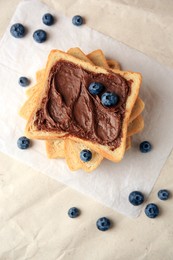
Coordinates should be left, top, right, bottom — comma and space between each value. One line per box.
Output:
34, 61, 131, 149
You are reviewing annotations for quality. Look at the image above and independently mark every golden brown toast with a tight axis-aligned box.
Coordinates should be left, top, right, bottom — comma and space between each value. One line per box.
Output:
19, 48, 144, 165
127, 114, 144, 136
25, 50, 142, 162
19, 48, 144, 171
46, 139, 65, 159
67, 47, 94, 64
64, 139, 103, 172
87, 49, 109, 69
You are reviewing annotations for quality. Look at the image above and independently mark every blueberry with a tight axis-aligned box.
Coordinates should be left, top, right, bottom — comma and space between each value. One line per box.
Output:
72, 15, 83, 26
17, 136, 30, 149
68, 207, 80, 218
101, 92, 119, 107
129, 191, 144, 206
96, 217, 111, 231
33, 29, 47, 43
158, 189, 169, 200
88, 82, 104, 95
18, 76, 30, 87
10, 23, 25, 38
140, 141, 152, 153
80, 149, 92, 162
42, 13, 54, 26
145, 203, 159, 218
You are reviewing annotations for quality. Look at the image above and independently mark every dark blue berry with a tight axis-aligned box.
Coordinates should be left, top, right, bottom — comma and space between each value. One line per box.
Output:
68, 207, 80, 218
42, 13, 54, 26
18, 77, 30, 87
158, 189, 169, 200
72, 15, 83, 26
33, 29, 47, 43
80, 149, 92, 162
96, 217, 111, 231
17, 136, 30, 149
145, 203, 159, 218
129, 191, 144, 206
140, 141, 152, 153
101, 92, 119, 107
10, 23, 25, 38
88, 82, 104, 95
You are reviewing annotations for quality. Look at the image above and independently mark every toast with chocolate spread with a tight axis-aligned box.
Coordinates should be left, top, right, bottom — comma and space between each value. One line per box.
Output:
20, 48, 143, 171
25, 50, 142, 162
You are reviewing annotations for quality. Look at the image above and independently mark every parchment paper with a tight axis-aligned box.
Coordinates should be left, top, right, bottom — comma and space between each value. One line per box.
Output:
0, 0, 173, 217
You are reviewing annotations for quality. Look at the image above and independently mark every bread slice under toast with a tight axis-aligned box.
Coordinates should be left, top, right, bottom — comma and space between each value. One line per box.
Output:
64, 139, 103, 172
127, 114, 144, 136
25, 50, 142, 162
67, 47, 94, 65
87, 49, 109, 69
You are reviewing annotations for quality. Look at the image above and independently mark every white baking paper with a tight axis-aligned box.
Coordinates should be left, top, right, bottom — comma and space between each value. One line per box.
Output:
0, 0, 173, 217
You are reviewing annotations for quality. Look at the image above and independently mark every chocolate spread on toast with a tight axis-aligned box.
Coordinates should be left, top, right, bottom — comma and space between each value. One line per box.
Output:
34, 61, 131, 149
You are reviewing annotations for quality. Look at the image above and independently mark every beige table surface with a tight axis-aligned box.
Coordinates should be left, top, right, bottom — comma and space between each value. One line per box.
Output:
0, 0, 173, 259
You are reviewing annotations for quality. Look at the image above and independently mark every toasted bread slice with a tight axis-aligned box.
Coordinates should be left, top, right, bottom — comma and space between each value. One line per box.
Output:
20, 48, 141, 167
26, 69, 45, 97
46, 49, 131, 163
67, 47, 94, 64
64, 139, 103, 172
129, 97, 145, 123
46, 139, 65, 158
20, 49, 134, 164
127, 114, 144, 136
87, 49, 109, 69
19, 48, 142, 163
19, 48, 142, 174
25, 50, 141, 162
19, 81, 43, 120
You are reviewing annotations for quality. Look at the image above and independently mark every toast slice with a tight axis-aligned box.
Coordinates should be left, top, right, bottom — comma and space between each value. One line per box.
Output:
20, 48, 144, 163
46, 139, 65, 158
25, 50, 142, 162
129, 97, 145, 123
67, 47, 94, 65
87, 49, 109, 69
127, 114, 144, 136
64, 139, 103, 172
19, 48, 143, 171
19, 49, 134, 165
26, 69, 45, 97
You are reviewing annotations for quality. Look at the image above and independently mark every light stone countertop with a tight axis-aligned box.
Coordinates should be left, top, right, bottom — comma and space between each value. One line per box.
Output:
0, 1, 173, 259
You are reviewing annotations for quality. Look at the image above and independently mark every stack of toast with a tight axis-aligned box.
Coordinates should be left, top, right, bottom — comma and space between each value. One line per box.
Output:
19, 48, 144, 172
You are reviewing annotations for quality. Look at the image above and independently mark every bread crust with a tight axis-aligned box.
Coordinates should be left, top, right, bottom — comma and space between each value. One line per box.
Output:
64, 139, 103, 172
